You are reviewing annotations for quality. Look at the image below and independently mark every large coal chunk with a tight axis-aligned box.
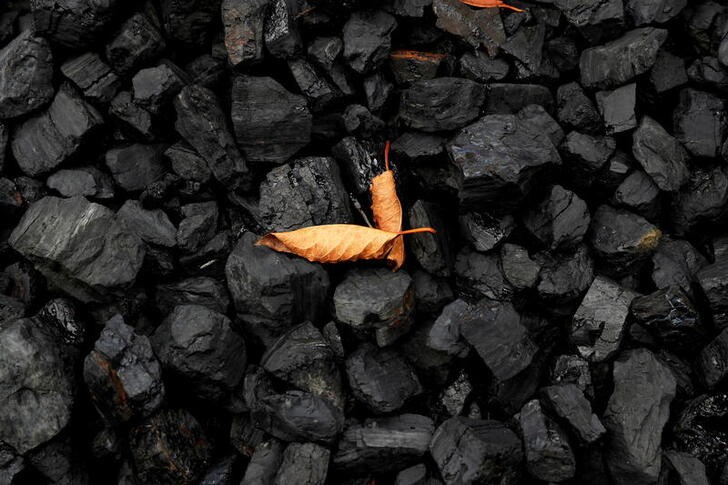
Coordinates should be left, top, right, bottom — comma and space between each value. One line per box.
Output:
342, 10, 397, 75
632, 116, 690, 192
105, 144, 167, 192
631, 286, 706, 353
225, 232, 329, 343
696, 329, 728, 389
265, 0, 303, 59
626, 0, 686, 25
580, 28, 668, 89
106, 13, 166, 75
535, 245, 595, 307
523, 185, 590, 251
262, 322, 344, 409
333, 414, 434, 474
458, 212, 515, 253
447, 110, 561, 210
274, 442, 330, 485
571, 276, 637, 362
288, 59, 342, 112
554, 0, 624, 43
541, 384, 606, 444
650, 48, 688, 93
407, 200, 452, 277
331, 137, 380, 195
176, 201, 218, 253
47, 167, 114, 199
259, 157, 352, 232
159, 0, 221, 46
652, 237, 707, 292
231, 76, 312, 165
518, 399, 576, 482
9, 197, 145, 302
430, 417, 523, 484
454, 247, 513, 302
222, 0, 268, 67
432, 0, 505, 57
252, 390, 344, 444
61, 52, 120, 104
31, 0, 123, 48
0, 30, 54, 119
155, 276, 229, 315
130, 408, 212, 485
673, 88, 727, 159
460, 299, 537, 381
132, 61, 187, 114
556, 82, 602, 134
175, 84, 250, 189
484, 84, 553, 116
151, 305, 246, 401
663, 450, 710, 485
427, 298, 471, 357
603, 348, 676, 484
11, 85, 103, 177
0, 317, 74, 453
118, 200, 177, 248
671, 167, 728, 235
83, 315, 165, 424
399, 78, 485, 133
697, 256, 728, 329
560, 131, 616, 186
240, 439, 283, 484
589, 205, 661, 274
672, 393, 728, 477
595, 83, 637, 134
345, 343, 422, 413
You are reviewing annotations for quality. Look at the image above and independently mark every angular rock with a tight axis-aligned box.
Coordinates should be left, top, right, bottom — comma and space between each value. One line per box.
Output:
110, 91, 155, 140
9, 196, 145, 302
222, 0, 270, 67
308, 36, 342, 72
454, 247, 513, 302
289, 59, 342, 112
580, 28, 668, 89
673, 88, 726, 159
159, 0, 221, 46
175, 84, 250, 188
342, 10, 397, 75
501, 244, 540, 290
83, 315, 164, 424
165, 143, 212, 184
240, 439, 283, 485
697, 256, 728, 329
554, 0, 625, 42
155, 277, 229, 315
363, 72, 392, 113
11, 85, 104, 177
458, 212, 515, 253
106, 13, 166, 75
632, 116, 690, 192
427, 298, 470, 357
432, 0, 505, 57
105, 144, 167, 192
46, 167, 115, 199
399, 77, 485, 133
523, 185, 590, 251
274, 443, 329, 485
518, 399, 576, 482
672, 393, 728, 478
613, 171, 661, 219
696, 329, 728, 389
483, 84, 552, 116
118, 200, 176, 247
571, 276, 637, 362
556, 82, 602, 134
551, 355, 594, 399
671, 167, 728, 235
265, 0, 302, 59
331, 137, 380, 195
663, 450, 710, 485
389, 50, 446, 85
596, 83, 637, 134
31, 0, 123, 48
626, 0, 687, 25
407, 200, 451, 276
459, 51, 509, 82
604, 348, 676, 484
61, 52, 120, 104
650, 48, 688, 93
501, 22, 547, 78
535, 245, 595, 306
437, 370, 473, 418
652, 237, 707, 292
430, 417, 522, 485
541, 384, 606, 444
334, 414, 434, 474
345, 343, 422, 413
0, 30, 54, 119
232, 76, 312, 165
132, 61, 186, 113
561, 131, 616, 185
176, 201, 218, 253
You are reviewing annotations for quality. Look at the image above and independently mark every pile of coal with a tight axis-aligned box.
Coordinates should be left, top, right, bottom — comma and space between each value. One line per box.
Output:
1, 0, 728, 483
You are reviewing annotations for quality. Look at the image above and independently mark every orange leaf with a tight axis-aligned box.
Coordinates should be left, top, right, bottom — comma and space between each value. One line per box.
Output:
458, 0, 525, 12
256, 225, 436, 265
389, 50, 447, 63
371, 141, 405, 269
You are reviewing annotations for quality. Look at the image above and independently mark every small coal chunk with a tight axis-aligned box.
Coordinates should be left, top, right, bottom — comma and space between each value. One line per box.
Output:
342, 10, 397, 74
438, 370, 473, 417
459, 51, 509, 82
394, 464, 428, 485
47, 167, 114, 199
132, 61, 186, 113
571, 276, 637, 362
342, 104, 384, 137
253, 390, 344, 444
274, 442, 330, 485
458, 212, 515, 252
331, 137, 379, 195
118, 200, 176, 248
105, 144, 167, 192
501, 244, 540, 290
225, 233, 329, 344
346, 343, 422, 413
106, 13, 166, 75
31, 0, 123, 48
232, 75, 312, 165
289, 59, 342, 112
392, 132, 446, 164
484, 83, 554, 115
501, 22, 547, 77
110, 91, 155, 140
262, 322, 344, 409
0, 30, 53, 119
61, 52, 120, 104
561, 131, 616, 186
671, 167, 728, 235
185, 54, 225, 89
199, 455, 237, 485
589, 205, 661, 274
83, 315, 164, 424
155, 277, 229, 315
696, 329, 728, 389
455, 247, 513, 302
322, 321, 345, 360
159, 0, 220, 46
554, 0, 624, 43
673, 88, 726, 159
650, 49, 688, 93
551, 355, 594, 399
0, 318, 75, 453
672, 393, 728, 477
407, 200, 451, 276
603, 348, 676, 484
37, 297, 85, 346
580, 28, 667, 89
427, 298, 470, 357
265, 0, 302, 59
541, 384, 606, 444
130, 409, 212, 485
626, 0, 687, 25
333, 414, 434, 474
523, 185, 590, 251
152, 304, 246, 400
399, 77, 485, 133
176, 201, 218, 253
221, 0, 268, 66
432, 0, 505, 56
241, 439, 283, 485
389, 50, 445, 85
663, 450, 710, 485
11, 85, 103, 177
632, 115, 690, 192
308, 36, 342, 71
0, 122, 7, 172
165, 143, 212, 184
652, 237, 707, 292
595, 83, 637, 134
460, 300, 537, 380
0, 441, 24, 485
9, 196, 145, 302
363, 72, 393, 113
556, 82, 602, 134
613, 171, 660, 219
430, 417, 522, 484
697, 256, 728, 329
25, 435, 90, 484
175, 84, 250, 188
518, 399, 576, 482
535, 245, 595, 306
448, 110, 561, 210
631, 286, 706, 353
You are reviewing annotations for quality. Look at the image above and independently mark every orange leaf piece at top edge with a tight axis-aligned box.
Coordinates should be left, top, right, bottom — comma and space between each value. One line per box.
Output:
458, 0, 525, 12
256, 225, 436, 265
370, 141, 406, 269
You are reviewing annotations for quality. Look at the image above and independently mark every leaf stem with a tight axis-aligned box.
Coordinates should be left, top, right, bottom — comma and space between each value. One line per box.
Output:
398, 227, 437, 235
384, 140, 391, 171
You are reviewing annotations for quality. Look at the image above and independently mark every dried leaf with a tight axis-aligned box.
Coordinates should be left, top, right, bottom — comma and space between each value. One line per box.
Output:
256, 225, 436, 265
458, 0, 525, 12
389, 50, 447, 63
371, 141, 405, 269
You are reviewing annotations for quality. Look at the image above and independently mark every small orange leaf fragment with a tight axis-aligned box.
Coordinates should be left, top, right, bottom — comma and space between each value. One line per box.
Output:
458, 0, 525, 12
389, 50, 447, 63
371, 141, 406, 269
